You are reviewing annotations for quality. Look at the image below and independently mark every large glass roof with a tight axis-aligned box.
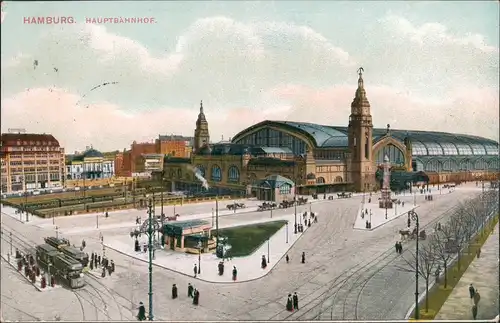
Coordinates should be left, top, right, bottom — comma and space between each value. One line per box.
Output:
231, 121, 499, 156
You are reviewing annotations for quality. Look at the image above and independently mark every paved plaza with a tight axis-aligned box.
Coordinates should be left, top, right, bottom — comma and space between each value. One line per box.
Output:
0, 183, 491, 321
105, 212, 315, 282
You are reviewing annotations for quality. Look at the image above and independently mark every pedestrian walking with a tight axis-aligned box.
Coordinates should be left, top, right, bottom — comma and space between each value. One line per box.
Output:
394, 242, 399, 254
111, 260, 115, 273
472, 304, 478, 320
232, 266, 237, 281
476, 248, 481, 258
398, 242, 403, 254
469, 284, 476, 299
193, 289, 200, 305
137, 302, 146, 321
285, 254, 289, 263
293, 292, 299, 310
473, 290, 480, 306
172, 284, 178, 299
193, 264, 198, 278
188, 283, 194, 298
261, 255, 267, 269
286, 294, 293, 312
301, 252, 305, 264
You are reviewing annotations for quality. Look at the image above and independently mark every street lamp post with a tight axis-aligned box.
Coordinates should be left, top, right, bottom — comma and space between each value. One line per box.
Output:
197, 241, 202, 274
413, 191, 416, 206
286, 222, 289, 243
96, 213, 99, 229
408, 210, 420, 320
267, 239, 270, 264
294, 186, 298, 234
10, 232, 13, 255
146, 198, 154, 321
55, 226, 59, 239
385, 205, 388, 220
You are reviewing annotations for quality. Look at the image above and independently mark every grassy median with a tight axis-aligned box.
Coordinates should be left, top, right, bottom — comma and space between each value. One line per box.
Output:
415, 214, 499, 319
214, 220, 287, 257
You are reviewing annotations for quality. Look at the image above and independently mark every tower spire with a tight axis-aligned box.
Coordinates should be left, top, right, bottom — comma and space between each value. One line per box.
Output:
200, 100, 204, 114
357, 67, 364, 89
351, 67, 370, 112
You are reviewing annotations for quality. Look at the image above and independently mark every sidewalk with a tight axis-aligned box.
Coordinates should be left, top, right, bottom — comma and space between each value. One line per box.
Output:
435, 227, 499, 320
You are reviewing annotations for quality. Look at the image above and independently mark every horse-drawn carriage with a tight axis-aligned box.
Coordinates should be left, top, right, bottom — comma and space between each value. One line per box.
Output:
257, 202, 277, 212
296, 197, 308, 205
279, 200, 295, 208
399, 228, 426, 240
227, 203, 246, 210
337, 192, 353, 199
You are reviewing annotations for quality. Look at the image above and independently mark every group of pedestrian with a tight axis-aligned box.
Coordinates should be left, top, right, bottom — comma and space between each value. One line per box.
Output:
187, 283, 200, 305
394, 241, 403, 254
469, 284, 481, 320
89, 252, 115, 277
285, 292, 299, 312
285, 252, 306, 264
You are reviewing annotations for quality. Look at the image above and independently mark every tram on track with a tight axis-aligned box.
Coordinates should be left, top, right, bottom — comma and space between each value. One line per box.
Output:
35, 244, 86, 289
44, 236, 88, 267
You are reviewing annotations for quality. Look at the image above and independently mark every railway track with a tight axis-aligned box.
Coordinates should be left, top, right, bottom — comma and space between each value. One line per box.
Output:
0, 223, 134, 321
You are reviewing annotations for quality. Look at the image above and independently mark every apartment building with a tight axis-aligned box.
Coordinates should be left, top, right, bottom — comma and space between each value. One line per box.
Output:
0, 133, 65, 194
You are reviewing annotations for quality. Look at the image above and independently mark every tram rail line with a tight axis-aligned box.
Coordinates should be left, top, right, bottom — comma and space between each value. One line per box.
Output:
276, 203, 460, 321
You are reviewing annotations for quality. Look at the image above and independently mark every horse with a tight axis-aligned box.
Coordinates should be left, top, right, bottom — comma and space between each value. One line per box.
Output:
399, 229, 411, 240
166, 214, 180, 221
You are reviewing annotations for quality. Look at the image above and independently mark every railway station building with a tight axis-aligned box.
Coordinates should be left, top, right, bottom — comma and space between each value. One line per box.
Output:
157, 70, 499, 196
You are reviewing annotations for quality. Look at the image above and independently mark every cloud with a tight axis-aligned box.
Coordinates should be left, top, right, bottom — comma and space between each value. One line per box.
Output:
0, 88, 289, 152
268, 84, 500, 142
381, 14, 498, 53
1, 16, 355, 110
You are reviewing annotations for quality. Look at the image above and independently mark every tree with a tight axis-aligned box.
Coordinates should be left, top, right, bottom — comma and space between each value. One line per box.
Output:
395, 242, 439, 312
430, 230, 453, 288
446, 210, 467, 270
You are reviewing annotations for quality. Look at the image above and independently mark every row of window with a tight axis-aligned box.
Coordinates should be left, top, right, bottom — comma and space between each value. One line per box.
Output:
314, 150, 346, 160
15, 140, 57, 146
414, 158, 499, 172
235, 129, 308, 155
9, 173, 61, 183
412, 142, 499, 156
316, 166, 342, 172
195, 165, 241, 183
10, 153, 60, 158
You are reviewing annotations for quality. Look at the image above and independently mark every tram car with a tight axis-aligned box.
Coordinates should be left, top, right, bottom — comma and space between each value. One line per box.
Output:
35, 244, 86, 289
60, 245, 89, 267
44, 236, 88, 267
44, 237, 70, 250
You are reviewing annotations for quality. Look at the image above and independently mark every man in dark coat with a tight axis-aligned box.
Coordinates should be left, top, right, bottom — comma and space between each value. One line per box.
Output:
473, 290, 480, 306
232, 266, 237, 281
193, 289, 199, 305
261, 255, 267, 269
301, 252, 305, 264
394, 242, 399, 254
172, 284, 178, 299
469, 284, 476, 299
101, 266, 106, 278
188, 283, 194, 298
218, 261, 224, 276
111, 260, 115, 273
285, 254, 289, 263
472, 304, 478, 320
286, 294, 293, 312
193, 264, 198, 278
293, 292, 299, 310
137, 302, 146, 321
398, 242, 403, 254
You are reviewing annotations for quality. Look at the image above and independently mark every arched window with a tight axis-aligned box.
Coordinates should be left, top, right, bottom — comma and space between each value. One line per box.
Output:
412, 159, 424, 171
412, 142, 427, 156
195, 165, 205, 178
228, 166, 240, 182
211, 165, 222, 182
335, 176, 343, 183
459, 159, 469, 171
365, 136, 369, 160
375, 144, 405, 166
488, 159, 499, 170
316, 177, 325, 184
279, 183, 292, 195
442, 160, 452, 172
474, 158, 487, 170
425, 160, 441, 172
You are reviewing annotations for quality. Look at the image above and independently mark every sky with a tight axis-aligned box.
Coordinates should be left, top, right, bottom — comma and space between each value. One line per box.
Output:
1, 1, 499, 153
